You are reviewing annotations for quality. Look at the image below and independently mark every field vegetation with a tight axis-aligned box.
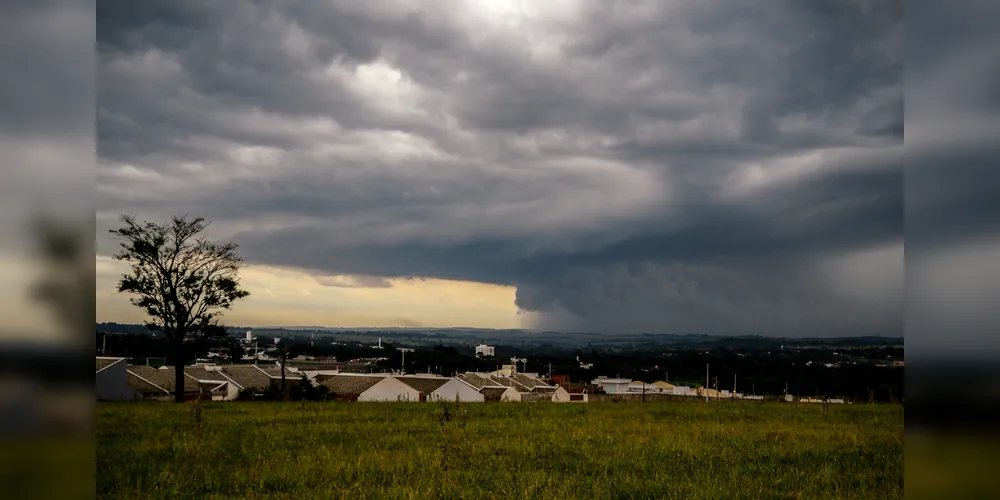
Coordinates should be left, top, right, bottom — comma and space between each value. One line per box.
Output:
98, 400, 902, 499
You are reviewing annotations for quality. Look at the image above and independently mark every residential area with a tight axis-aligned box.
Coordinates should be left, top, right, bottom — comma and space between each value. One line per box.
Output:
96, 358, 589, 403
97, 356, 856, 404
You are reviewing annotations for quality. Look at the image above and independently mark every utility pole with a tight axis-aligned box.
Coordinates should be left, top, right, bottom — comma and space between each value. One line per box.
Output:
400, 348, 413, 374
705, 364, 709, 402
733, 373, 737, 396
102, 333, 107, 356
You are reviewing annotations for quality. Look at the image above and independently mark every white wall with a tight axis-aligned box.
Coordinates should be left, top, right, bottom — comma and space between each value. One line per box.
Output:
359, 377, 421, 402
551, 387, 571, 402
603, 382, 630, 394
430, 379, 484, 402
96, 360, 138, 401
501, 387, 520, 402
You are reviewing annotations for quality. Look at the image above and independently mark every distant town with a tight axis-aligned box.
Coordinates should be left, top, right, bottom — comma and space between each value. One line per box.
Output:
95, 323, 903, 404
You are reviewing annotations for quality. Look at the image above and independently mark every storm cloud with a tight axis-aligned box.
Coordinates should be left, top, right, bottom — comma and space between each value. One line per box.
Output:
97, 0, 904, 336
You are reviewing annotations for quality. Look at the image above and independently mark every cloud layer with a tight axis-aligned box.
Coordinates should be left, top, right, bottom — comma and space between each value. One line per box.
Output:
97, 0, 904, 335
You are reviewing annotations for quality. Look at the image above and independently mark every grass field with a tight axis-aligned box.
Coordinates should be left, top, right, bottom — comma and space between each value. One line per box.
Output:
97, 400, 903, 499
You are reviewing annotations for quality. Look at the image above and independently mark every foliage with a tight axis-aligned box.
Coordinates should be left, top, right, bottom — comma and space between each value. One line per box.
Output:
110, 214, 250, 402
97, 401, 903, 499
110, 214, 250, 341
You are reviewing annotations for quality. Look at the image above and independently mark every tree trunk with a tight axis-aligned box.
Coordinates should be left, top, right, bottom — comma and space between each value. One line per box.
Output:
173, 333, 187, 403
174, 349, 186, 403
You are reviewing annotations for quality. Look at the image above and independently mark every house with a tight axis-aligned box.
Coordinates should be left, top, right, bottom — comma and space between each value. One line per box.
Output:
666, 385, 696, 396
457, 373, 501, 390
399, 376, 485, 402
319, 374, 425, 402
96, 357, 138, 401
217, 365, 277, 395
459, 373, 518, 401
592, 377, 631, 394
697, 388, 723, 399
126, 365, 205, 401
318, 375, 387, 401
183, 366, 240, 401
567, 387, 589, 402
652, 381, 675, 393
550, 385, 572, 403
512, 373, 555, 393
627, 381, 657, 393
358, 376, 421, 402
491, 365, 518, 377
480, 386, 520, 402
395, 376, 447, 402
429, 377, 484, 402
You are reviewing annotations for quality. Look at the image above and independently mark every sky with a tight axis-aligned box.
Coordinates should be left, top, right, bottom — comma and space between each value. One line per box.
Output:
90, 0, 909, 335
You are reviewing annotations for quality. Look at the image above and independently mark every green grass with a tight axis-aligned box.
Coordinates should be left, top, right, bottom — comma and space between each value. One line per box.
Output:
98, 401, 902, 499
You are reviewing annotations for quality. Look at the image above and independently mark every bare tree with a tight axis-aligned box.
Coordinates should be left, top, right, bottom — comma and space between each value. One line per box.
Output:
110, 215, 250, 403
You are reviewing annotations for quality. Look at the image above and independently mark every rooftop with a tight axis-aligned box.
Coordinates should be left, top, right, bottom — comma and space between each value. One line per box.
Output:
319, 375, 386, 395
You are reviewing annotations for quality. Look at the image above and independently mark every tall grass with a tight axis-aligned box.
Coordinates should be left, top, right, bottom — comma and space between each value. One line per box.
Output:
98, 401, 902, 499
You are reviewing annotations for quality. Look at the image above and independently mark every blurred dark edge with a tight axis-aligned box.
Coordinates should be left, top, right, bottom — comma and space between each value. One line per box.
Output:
906, 362, 1000, 434
905, 0, 1000, 499
0, 0, 97, 499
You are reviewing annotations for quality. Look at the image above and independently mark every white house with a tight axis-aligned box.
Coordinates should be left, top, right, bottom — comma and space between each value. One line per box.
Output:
185, 366, 241, 401
592, 377, 632, 394
427, 377, 484, 402
480, 386, 521, 401
96, 357, 138, 401
550, 386, 572, 403
627, 381, 658, 394
358, 376, 422, 402
671, 386, 696, 396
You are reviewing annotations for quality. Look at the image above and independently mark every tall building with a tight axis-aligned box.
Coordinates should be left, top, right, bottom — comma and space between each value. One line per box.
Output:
475, 344, 495, 357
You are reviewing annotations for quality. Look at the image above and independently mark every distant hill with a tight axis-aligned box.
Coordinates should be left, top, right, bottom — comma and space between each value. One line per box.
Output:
96, 323, 901, 349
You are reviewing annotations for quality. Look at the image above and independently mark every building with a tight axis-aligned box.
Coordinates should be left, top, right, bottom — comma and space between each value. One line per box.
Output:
671, 386, 696, 396
475, 344, 495, 358
318, 375, 388, 401
592, 377, 632, 394
358, 376, 421, 402
480, 386, 520, 402
567, 387, 589, 402
697, 388, 723, 399
460, 373, 521, 401
399, 376, 485, 402
96, 357, 138, 401
652, 381, 675, 393
627, 381, 657, 393
217, 365, 278, 395
125, 365, 206, 401
492, 365, 517, 377
178, 366, 239, 401
550, 385, 572, 403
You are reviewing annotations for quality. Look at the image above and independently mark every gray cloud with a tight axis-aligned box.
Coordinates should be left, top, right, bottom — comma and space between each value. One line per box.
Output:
97, 0, 904, 336
314, 275, 393, 289
905, 0, 1000, 359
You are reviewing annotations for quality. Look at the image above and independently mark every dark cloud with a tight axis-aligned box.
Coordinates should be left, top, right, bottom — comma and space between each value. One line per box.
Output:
97, 0, 904, 336
905, 0, 1000, 358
